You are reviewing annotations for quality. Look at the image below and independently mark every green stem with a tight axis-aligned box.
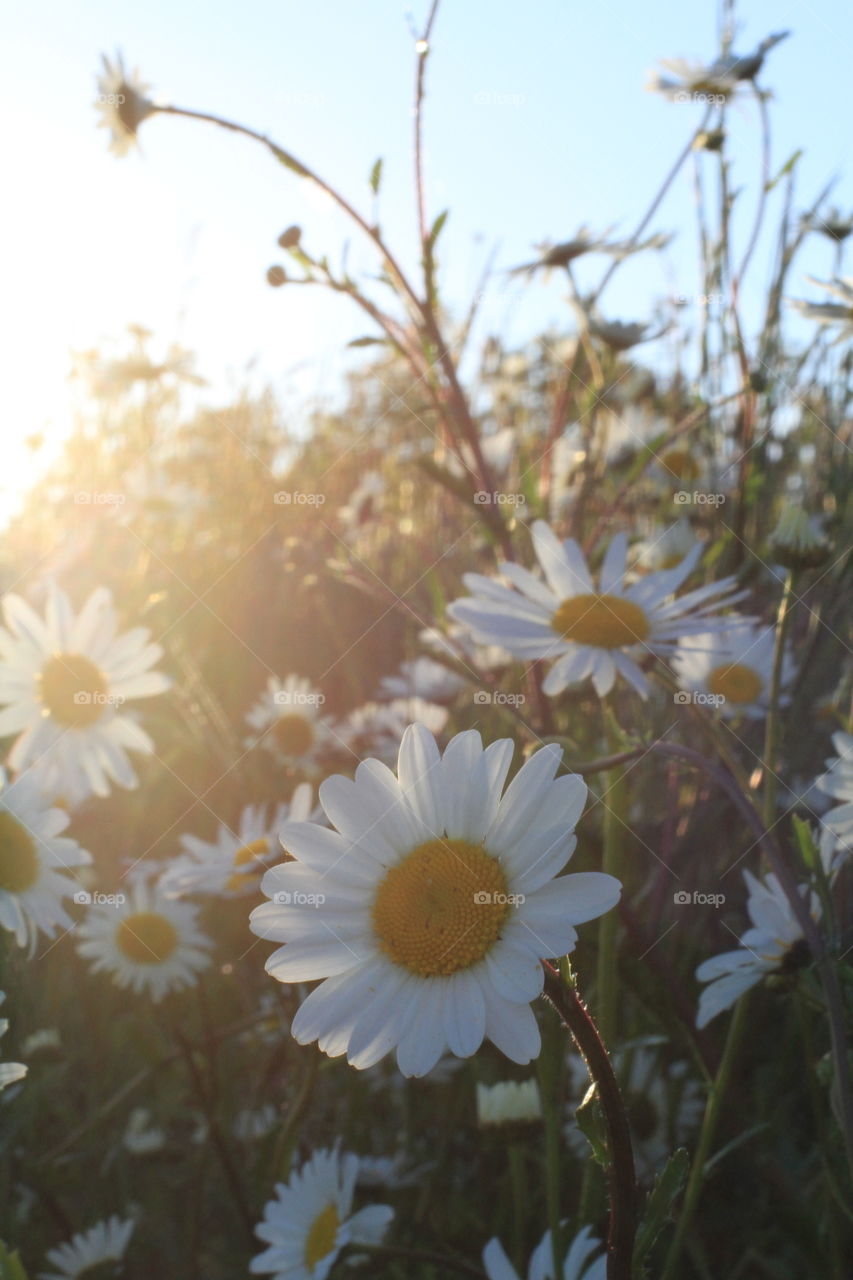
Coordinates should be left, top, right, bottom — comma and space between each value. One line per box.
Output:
597, 756, 627, 1046
762, 569, 796, 829
508, 1143, 527, 1266
537, 1028, 566, 1279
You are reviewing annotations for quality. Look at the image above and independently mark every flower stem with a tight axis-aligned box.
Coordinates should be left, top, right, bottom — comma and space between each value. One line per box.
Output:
762, 568, 795, 829
596, 755, 627, 1046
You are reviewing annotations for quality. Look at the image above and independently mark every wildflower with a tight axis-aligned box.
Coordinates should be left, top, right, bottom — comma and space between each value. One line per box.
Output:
769, 503, 831, 570
95, 53, 156, 156
672, 621, 792, 719
789, 277, 853, 341
40, 1217, 134, 1280
483, 1225, 606, 1280
378, 658, 465, 704
476, 1079, 541, 1127
245, 675, 331, 770
0, 993, 26, 1094
816, 731, 853, 842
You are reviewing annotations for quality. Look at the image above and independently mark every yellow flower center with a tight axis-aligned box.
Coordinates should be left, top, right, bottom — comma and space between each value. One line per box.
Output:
304, 1202, 340, 1273
707, 662, 763, 706
0, 811, 40, 893
660, 448, 699, 482
551, 594, 651, 650
224, 837, 269, 893
273, 713, 315, 758
38, 652, 109, 728
372, 838, 510, 977
116, 911, 179, 964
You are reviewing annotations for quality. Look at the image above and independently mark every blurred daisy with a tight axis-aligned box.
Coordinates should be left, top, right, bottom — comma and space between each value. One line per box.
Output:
816, 732, 853, 842
769, 502, 831, 570
483, 1225, 605, 1280
337, 698, 448, 764
76, 881, 211, 1001
0, 770, 92, 949
250, 723, 620, 1077
234, 1104, 278, 1143
815, 821, 852, 884
338, 471, 386, 534
672, 621, 792, 719
40, 1216, 134, 1280
123, 1107, 166, 1155
419, 624, 512, 674
630, 520, 696, 573
161, 788, 314, 899
378, 658, 465, 704
800, 207, 853, 243
0, 585, 170, 800
695, 871, 816, 1028
95, 52, 156, 156
245, 675, 331, 770
448, 521, 742, 699
250, 1147, 392, 1280
789, 277, 853, 341
0, 993, 26, 1093
647, 33, 787, 101
476, 1078, 541, 1127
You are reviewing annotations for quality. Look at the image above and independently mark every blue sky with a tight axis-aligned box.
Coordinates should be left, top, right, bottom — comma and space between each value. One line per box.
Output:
3, 0, 851, 519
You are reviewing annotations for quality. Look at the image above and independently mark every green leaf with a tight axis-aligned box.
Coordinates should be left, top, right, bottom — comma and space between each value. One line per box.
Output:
574, 1082, 609, 1166
632, 1148, 689, 1272
792, 815, 820, 873
427, 209, 449, 251
369, 158, 383, 196
0, 1240, 30, 1280
766, 148, 803, 193
347, 336, 387, 349
273, 148, 309, 179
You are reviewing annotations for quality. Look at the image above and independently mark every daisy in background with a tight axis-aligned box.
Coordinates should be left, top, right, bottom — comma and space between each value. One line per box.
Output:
483, 1225, 605, 1280
95, 52, 156, 156
419, 623, 512, 674
695, 871, 817, 1028
815, 731, 853, 843
245, 674, 332, 772
251, 1147, 392, 1280
0, 770, 92, 949
789, 277, 853, 343
0, 585, 170, 801
672, 620, 793, 719
0, 993, 26, 1094
40, 1216, 134, 1280
477, 1078, 541, 1127
448, 521, 742, 699
250, 723, 620, 1078
160, 787, 315, 899
336, 698, 448, 765
76, 879, 211, 1001
629, 519, 696, 574
378, 657, 465, 704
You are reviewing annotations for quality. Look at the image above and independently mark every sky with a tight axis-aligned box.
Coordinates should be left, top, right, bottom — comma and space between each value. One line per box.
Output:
2, 0, 852, 523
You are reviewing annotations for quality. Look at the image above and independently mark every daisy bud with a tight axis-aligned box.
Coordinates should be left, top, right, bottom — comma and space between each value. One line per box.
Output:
266, 265, 287, 287
278, 225, 302, 248
769, 503, 831, 570
476, 1079, 542, 1128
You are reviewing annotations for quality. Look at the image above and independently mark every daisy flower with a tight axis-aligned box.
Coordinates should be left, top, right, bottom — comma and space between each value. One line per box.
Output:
95, 52, 156, 156
769, 503, 830, 570
483, 1225, 605, 1280
250, 1147, 392, 1280
0, 769, 92, 949
378, 658, 465, 704
336, 698, 448, 764
245, 675, 331, 770
250, 723, 620, 1077
0, 585, 170, 801
122, 1107, 166, 1155
815, 731, 853, 842
447, 521, 742, 699
672, 621, 792, 718
695, 871, 816, 1028
630, 520, 696, 573
161, 787, 314, 899
76, 880, 212, 1001
0, 992, 26, 1094
789, 277, 853, 342
476, 1078, 541, 1127
40, 1216, 134, 1280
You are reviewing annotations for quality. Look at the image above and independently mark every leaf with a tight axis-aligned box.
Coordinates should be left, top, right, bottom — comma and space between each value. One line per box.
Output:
274, 148, 309, 179
632, 1148, 689, 1272
347, 337, 387, 349
369, 158, 383, 196
766, 149, 803, 193
427, 209, 449, 252
574, 1082, 609, 1166
792, 815, 820, 873
0, 1241, 29, 1280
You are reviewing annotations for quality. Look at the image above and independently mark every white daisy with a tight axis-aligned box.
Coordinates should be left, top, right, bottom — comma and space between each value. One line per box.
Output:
815, 821, 852, 884
789, 277, 853, 341
161, 787, 314, 899
378, 658, 465, 704
0, 992, 26, 1093
0, 769, 92, 949
629, 520, 697, 573
245, 675, 331, 770
234, 1104, 278, 1143
250, 1147, 392, 1280
40, 1216, 134, 1280
250, 723, 621, 1078
419, 624, 512, 674
672, 621, 792, 719
336, 698, 448, 764
483, 1224, 606, 1280
695, 871, 816, 1028
76, 881, 212, 1001
769, 503, 830, 570
122, 1107, 166, 1155
0, 585, 170, 801
816, 731, 853, 842
476, 1078, 541, 1127
448, 521, 742, 699
95, 52, 156, 156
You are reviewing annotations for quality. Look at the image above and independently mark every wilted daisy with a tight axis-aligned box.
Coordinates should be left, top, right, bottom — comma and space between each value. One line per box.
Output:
378, 658, 465, 704
0, 585, 170, 800
250, 1147, 392, 1280
695, 871, 815, 1028
250, 724, 620, 1077
245, 675, 331, 769
800, 206, 853, 243
476, 1078, 541, 1127
789, 277, 853, 341
647, 33, 788, 100
816, 732, 853, 842
161, 788, 314, 899
672, 621, 792, 719
0, 993, 26, 1094
95, 52, 156, 156
483, 1225, 605, 1280
0, 770, 92, 949
337, 698, 448, 764
769, 502, 831, 570
40, 1216, 134, 1280
76, 880, 212, 1001
448, 521, 742, 699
